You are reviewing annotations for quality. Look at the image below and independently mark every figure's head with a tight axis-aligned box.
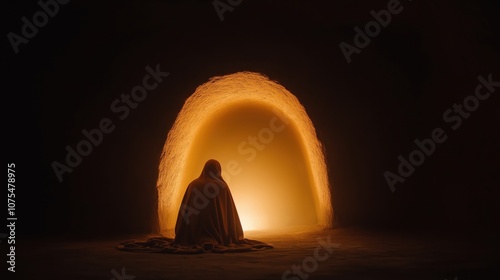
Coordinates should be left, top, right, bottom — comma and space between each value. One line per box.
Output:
201, 159, 223, 180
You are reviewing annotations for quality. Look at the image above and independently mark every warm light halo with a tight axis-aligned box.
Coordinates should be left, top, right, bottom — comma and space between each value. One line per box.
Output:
156, 72, 333, 237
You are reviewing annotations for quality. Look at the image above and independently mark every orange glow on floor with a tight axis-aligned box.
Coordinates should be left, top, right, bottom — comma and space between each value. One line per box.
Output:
156, 72, 333, 237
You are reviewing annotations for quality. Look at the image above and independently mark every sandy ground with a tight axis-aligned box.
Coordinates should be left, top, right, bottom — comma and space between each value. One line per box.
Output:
13, 228, 499, 280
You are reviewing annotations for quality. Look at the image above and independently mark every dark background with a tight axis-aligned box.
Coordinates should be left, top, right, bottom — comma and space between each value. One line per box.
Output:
5, 0, 499, 238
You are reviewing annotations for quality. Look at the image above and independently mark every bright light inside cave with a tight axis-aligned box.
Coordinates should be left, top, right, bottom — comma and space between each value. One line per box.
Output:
156, 72, 332, 237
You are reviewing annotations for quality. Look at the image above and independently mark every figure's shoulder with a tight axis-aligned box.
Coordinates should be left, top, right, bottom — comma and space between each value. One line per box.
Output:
186, 178, 207, 189
187, 178, 228, 192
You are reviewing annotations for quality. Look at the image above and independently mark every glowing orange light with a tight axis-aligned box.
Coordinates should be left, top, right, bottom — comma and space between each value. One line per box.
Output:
156, 72, 333, 236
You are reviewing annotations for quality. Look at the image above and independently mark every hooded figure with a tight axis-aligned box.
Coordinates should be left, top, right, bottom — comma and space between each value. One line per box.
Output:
118, 159, 272, 253
175, 159, 244, 246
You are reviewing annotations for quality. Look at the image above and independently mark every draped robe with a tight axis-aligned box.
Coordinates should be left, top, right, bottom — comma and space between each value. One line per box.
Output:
118, 159, 273, 253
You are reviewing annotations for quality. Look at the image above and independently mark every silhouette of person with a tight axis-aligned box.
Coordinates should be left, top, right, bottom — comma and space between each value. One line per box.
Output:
118, 159, 272, 253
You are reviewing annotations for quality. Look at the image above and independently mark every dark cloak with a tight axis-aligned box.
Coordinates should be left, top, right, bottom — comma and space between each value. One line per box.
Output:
117, 159, 273, 254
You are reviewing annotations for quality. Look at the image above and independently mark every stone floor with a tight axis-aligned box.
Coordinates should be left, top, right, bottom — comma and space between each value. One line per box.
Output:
14, 227, 499, 280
